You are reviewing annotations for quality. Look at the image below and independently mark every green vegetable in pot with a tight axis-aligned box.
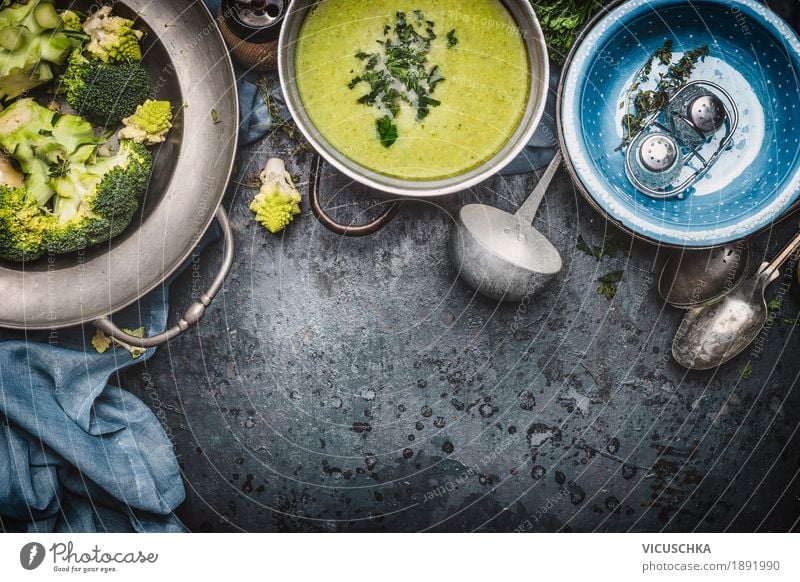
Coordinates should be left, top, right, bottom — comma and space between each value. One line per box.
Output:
0, 0, 85, 100
82, 5, 144, 64
0, 99, 153, 262
59, 6, 149, 126
60, 50, 150, 127
119, 99, 174, 145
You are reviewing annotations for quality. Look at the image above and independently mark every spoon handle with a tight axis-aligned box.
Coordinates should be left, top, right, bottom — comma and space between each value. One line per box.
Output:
759, 228, 800, 282
514, 150, 563, 225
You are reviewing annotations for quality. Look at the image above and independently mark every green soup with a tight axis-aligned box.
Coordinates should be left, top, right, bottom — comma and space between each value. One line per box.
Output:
295, 0, 530, 180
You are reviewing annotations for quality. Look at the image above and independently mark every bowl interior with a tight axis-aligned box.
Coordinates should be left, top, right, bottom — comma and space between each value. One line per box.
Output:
0, 0, 184, 274
561, 0, 800, 247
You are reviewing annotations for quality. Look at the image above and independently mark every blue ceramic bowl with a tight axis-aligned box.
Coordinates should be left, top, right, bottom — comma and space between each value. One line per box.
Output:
559, 0, 800, 247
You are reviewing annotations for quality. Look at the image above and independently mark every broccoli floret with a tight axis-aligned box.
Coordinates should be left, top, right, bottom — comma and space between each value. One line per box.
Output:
48, 140, 152, 253
0, 0, 85, 100
61, 50, 149, 126
119, 99, 173, 145
82, 5, 143, 63
250, 158, 302, 234
0, 185, 53, 261
0, 98, 103, 205
0, 100, 153, 262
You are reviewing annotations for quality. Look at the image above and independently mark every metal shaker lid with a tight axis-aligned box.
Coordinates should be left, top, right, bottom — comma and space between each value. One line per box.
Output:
638, 133, 679, 173
687, 94, 726, 134
221, 0, 287, 43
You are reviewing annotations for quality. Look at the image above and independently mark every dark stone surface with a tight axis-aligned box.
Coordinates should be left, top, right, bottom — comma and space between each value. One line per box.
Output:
121, 1, 800, 532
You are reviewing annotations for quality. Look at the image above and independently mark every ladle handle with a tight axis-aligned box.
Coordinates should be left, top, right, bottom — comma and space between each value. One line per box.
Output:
514, 150, 563, 225
759, 227, 800, 282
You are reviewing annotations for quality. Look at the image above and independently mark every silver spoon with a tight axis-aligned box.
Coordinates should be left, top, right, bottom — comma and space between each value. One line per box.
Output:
672, 229, 800, 370
658, 242, 750, 309
449, 151, 563, 302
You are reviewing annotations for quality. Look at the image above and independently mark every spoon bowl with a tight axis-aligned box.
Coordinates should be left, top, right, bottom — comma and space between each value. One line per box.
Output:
671, 275, 767, 370
658, 242, 750, 309
450, 205, 562, 302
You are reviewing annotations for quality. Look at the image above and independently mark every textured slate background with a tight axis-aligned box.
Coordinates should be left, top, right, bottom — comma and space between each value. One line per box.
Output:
121, 0, 800, 532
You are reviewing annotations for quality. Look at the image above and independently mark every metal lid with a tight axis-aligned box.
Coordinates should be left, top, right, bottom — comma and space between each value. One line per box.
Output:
222, 0, 286, 43
638, 134, 679, 173
687, 94, 726, 134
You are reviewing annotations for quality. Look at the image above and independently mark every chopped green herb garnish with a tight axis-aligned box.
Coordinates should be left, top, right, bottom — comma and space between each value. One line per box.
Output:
446, 29, 458, 48
597, 271, 624, 300
739, 361, 753, 380
376, 115, 398, 148
529, 0, 603, 64
619, 40, 709, 147
349, 11, 453, 147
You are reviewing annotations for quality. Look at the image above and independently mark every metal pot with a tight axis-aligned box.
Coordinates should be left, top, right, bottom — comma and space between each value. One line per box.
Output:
278, 0, 549, 236
0, 0, 239, 347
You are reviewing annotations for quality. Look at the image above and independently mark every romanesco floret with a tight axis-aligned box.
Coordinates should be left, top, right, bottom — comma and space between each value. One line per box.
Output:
83, 5, 144, 63
119, 99, 173, 145
250, 158, 302, 234
59, 9, 82, 31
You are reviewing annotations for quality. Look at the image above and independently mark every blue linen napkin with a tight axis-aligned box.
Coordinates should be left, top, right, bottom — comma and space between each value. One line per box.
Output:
0, 288, 186, 532
0, 222, 221, 534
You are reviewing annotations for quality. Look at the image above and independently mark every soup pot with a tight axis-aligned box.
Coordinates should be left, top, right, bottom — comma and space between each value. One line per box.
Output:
0, 0, 239, 347
557, 0, 800, 249
279, 0, 550, 236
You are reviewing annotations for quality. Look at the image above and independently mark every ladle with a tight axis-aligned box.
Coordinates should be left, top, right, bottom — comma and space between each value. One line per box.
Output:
449, 152, 563, 302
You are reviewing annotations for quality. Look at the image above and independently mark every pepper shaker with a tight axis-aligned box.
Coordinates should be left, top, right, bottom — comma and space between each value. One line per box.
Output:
217, 0, 287, 72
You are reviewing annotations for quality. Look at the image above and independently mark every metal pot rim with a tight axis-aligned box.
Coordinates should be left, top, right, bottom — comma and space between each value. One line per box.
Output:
278, 0, 549, 198
0, 0, 239, 330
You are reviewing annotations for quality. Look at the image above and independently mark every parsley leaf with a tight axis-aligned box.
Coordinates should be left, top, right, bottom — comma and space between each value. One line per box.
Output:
376, 116, 398, 148
597, 271, 624, 300
446, 29, 458, 48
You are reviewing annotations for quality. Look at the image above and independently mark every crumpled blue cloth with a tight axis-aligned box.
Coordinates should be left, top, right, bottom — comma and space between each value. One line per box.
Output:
0, 221, 220, 533
0, 290, 185, 533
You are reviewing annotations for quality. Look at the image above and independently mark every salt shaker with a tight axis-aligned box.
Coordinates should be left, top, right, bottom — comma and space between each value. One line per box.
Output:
627, 131, 684, 191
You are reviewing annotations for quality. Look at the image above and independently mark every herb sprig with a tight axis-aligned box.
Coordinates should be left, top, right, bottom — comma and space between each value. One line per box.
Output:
349, 11, 455, 148
619, 40, 710, 147
529, 0, 603, 64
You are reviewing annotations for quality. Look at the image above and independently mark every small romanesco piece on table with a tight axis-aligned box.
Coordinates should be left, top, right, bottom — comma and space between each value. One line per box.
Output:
119, 100, 174, 145
250, 158, 302, 235
83, 5, 145, 63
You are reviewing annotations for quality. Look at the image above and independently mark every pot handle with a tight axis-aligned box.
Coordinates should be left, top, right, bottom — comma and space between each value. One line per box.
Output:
310, 153, 400, 237
93, 207, 235, 349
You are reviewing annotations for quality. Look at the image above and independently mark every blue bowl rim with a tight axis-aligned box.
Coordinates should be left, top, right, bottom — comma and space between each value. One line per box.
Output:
556, 0, 800, 249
